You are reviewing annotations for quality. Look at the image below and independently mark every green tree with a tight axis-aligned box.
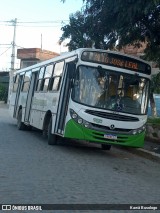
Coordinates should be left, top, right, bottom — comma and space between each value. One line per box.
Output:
61, 0, 160, 116
149, 72, 160, 116
60, 11, 93, 51
84, 0, 160, 66
0, 83, 8, 103
61, 0, 160, 63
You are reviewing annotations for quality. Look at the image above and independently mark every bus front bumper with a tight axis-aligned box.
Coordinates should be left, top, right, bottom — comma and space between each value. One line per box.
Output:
64, 119, 145, 148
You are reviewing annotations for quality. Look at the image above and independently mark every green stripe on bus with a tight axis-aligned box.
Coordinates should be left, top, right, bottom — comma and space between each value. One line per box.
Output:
64, 119, 85, 140
64, 119, 145, 148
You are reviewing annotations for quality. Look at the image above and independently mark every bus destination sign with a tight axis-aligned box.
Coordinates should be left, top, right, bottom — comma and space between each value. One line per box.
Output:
81, 51, 151, 75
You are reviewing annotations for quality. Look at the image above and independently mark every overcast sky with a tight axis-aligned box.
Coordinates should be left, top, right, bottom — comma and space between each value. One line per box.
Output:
0, 0, 83, 70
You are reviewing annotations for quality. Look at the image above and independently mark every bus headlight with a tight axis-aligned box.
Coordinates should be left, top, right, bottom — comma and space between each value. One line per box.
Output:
70, 109, 91, 128
131, 125, 146, 135
132, 130, 137, 135
72, 113, 78, 119
78, 118, 83, 124
84, 122, 90, 128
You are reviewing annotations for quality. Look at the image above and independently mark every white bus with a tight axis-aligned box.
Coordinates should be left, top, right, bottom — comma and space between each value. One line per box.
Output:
9, 48, 151, 150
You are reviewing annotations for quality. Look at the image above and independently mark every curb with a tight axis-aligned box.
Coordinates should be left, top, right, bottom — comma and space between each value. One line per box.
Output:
145, 136, 160, 143
119, 146, 160, 163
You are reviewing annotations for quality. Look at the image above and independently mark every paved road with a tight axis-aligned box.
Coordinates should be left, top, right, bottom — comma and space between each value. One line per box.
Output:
0, 104, 160, 212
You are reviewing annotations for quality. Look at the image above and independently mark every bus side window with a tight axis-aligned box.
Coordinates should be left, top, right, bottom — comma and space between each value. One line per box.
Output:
49, 76, 61, 91
42, 64, 54, 91
13, 75, 19, 92
54, 61, 64, 76
48, 61, 64, 91
22, 71, 31, 92
35, 67, 45, 92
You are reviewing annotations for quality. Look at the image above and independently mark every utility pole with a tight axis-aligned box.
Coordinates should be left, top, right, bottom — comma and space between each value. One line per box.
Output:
41, 33, 43, 51
11, 18, 17, 71
8, 18, 17, 103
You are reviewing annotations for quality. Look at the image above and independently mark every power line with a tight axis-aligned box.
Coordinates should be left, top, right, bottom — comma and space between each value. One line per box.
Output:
0, 46, 12, 57
15, 45, 25, 49
0, 20, 69, 24
0, 18, 67, 70
16, 25, 63, 28
0, 20, 69, 28
18, 20, 69, 23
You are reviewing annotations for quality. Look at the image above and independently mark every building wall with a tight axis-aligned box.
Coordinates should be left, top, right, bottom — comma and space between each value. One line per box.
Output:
17, 48, 60, 69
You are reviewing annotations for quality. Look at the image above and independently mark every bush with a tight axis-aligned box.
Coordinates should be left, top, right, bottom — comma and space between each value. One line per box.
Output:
147, 117, 160, 125
0, 84, 8, 103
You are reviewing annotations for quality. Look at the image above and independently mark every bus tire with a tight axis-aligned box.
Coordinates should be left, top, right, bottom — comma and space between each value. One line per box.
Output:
26, 125, 32, 131
17, 109, 26, 130
48, 118, 57, 145
101, 144, 111, 150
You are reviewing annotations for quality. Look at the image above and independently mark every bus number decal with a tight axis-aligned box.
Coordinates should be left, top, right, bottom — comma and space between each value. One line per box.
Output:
93, 118, 103, 124
32, 97, 47, 107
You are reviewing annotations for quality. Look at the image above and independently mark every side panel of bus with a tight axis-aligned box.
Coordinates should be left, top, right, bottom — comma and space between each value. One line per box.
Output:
54, 61, 76, 135
9, 73, 23, 118
11, 55, 77, 138
29, 61, 65, 130
24, 71, 38, 123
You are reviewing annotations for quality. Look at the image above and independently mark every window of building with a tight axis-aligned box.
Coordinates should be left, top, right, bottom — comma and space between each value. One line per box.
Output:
21, 60, 39, 69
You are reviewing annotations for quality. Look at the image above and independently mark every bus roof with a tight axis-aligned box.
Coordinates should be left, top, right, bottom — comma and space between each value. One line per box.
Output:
14, 48, 151, 74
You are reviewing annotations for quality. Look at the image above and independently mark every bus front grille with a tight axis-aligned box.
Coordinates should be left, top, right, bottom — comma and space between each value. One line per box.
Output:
91, 123, 131, 134
85, 109, 139, 122
92, 132, 128, 143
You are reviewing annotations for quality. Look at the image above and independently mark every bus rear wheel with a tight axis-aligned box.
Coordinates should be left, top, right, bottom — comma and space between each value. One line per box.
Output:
48, 118, 57, 145
101, 144, 111, 150
17, 109, 26, 130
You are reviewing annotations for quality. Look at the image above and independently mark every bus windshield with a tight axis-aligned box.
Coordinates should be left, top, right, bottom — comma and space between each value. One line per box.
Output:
72, 65, 150, 115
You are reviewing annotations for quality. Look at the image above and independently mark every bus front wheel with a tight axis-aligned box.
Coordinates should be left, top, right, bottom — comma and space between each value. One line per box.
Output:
17, 109, 26, 130
48, 118, 57, 145
101, 144, 111, 150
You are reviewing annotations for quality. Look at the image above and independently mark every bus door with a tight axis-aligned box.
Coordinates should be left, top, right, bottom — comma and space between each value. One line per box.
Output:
13, 74, 24, 118
55, 60, 77, 135
24, 70, 39, 123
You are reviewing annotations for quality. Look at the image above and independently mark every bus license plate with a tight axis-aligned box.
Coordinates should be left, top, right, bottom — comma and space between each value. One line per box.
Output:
104, 134, 117, 140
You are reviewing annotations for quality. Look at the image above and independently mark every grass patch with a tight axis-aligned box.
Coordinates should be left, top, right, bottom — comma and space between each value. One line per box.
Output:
147, 117, 160, 125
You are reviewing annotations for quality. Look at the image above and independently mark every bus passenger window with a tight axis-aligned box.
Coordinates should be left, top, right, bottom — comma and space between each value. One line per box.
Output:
36, 79, 42, 91
22, 71, 31, 92
43, 78, 50, 91
35, 67, 45, 92
45, 64, 54, 77
54, 61, 64, 76
22, 81, 30, 92
42, 64, 53, 91
39, 67, 45, 78
13, 75, 19, 92
50, 77, 61, 91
